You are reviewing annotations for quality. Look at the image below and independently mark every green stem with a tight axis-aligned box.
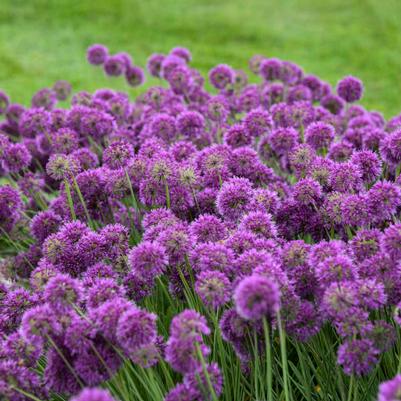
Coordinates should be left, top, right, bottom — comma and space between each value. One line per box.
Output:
347, 375, 354, 401
72, 176, 94, 228
195, 342, 219, 401
164, 179, 171, 209
263, 318, 273, 401
64, 179, 76, 220
277, 310, 291, 401
11, 386, 43, 401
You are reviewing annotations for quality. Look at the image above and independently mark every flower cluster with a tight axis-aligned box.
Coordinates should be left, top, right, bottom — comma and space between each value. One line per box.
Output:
0, 45, 400, 401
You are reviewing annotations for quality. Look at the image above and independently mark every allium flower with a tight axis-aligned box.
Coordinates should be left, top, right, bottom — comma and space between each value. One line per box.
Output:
104, 54, 126, 76
170, 309, 211, 339
350, 229, 382, 262
117, 306, 157, 354
321, 94, 345, 115
238, 211, 277, 239
147, 53, 165, 77
87, 44, 109, 65
125, 65, 145, 87
209, 64, 234, 90
46, 153, 81, 180
207, 96, 229, 123
259, 58, 282, 81
161, 54, 185, 80
340, 194, 369, 227
367, 181, 401, 223
350, 150, 382, 183
250, 188, 280, 215
189, 214, 227, 243
176, 111, 205, 139
337, 76, 363, 103
269, 127, 299, 156
243, 108, 272, 137
292, 178, 322, 206
216, 177, 253, 221
2, 143, 32, 173
380, 129, 401, 166
44, 273, 82, 309
30, 210, 62, 243
170, 46, 192, 62
0, 90, 10, 114
103, 140, 134, 169
377, 375, 401, 401
337, 339, 379, 376
195, 270, 231, 308
184, 362, 224, 399
31, 88, 57, 110
53, 80, 72, 101
234, 275, 280, 320
128, 241, 167, 280
381, 223, 401, 261
305, 122, 335, 151
224, 123, 252, 148
329, 161, 362, 193
316, 255, 356, 286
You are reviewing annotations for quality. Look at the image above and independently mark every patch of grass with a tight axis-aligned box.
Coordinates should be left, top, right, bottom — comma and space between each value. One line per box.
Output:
1, 0, 401, 116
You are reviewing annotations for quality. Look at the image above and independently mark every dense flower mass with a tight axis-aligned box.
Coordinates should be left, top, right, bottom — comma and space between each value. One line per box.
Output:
0, 44, 400, 401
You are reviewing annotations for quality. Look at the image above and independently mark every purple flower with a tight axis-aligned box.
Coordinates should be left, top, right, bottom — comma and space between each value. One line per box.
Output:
292, 178, 322, 206
53, 80, 72, 101
380, 129, 401, 166
305, 122, 335, 151
381, 223, 401, 261
329, 161, 362, 193
377, 375, 401, 401
216, 177, 253, 221
269, 127, 299, 156
104, 54, 126, 76
259, 58, 282, 81
147, 53, 165, 77
30, 210, 62, 243
224, 123, 252, 148
234, 275, 280, 320
103, 140, 134, 169
46, 153, 81, 180
243, 108, 272, 137
350, 150, 382, 183
337, 339, 379, 376
176, 111, 205, 139
238, 211, 277, 239
0, 90, 10, 114
184, 362, 223, 399
189, 214, 227, 243
2, 143, 32, 173
195, 270, 231, 309
209, 64, 234, 90
87, 44, 109, 65
367, 181, 401, 223
117, 306, 157, 354
31, 88, 57, 110
170, 46, 192, 62
44, 273, 82, 309
125, 65, 145, 87
337, 76, 363, 103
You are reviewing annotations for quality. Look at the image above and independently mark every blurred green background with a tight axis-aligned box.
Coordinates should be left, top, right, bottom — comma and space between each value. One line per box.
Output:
1, 0, 401, 116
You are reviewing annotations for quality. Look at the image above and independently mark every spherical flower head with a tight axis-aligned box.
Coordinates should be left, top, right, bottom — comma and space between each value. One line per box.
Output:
184, 362, 224, 399
128, 241, 167, 280
340, 194, 369, 227
337, 75, 363, 102
238, 211, 277, 239
30, 210, 62, 243
21, 304, 60, 345
148, 113, 176, 143
117, 306, 157, 354
2, 143, 32, 173
209, 64, 234, 90
224, 123, 252, 148
104, 54, 126, 76
321, 94, 345, 115
350, 150, 382, 183
51, 127, 79, 154
176, 110, 205, 139
167, 65, 192, 95
292, 178, 322, 206
156, 224, 192, 265
367, 181, 401, 223
337, 339, 379, 376
350, 229, 382, 262
234, 274, 280, 320
52, 80, 72, 101
269, 127, 299, 156
206, 96, 229, 123
380, 129, 401, 166
170, 46, 192, 62
243, 108, 272, 138
146, 53, 165, 77
377, 374, 401, 401
31, 88, 57, 110
0, 90, 10, 114
316, 255, 356, 286
18, 107, 51, 138
46, 153, 81, 180
44, 273, 82, 309
102, 140, 134, 170
125, 65, 145, 87
195, 270, 231, 309
72, 148, 99, 170
259, 58, 282, 81
170, 309, 210, 340
250, 188, 280, 215
305, 122, 335, 151
189, 214, 227, 243
86, 277, 125, 309
216, 177, 253, 222
87, 44, 109, 65
6, 103, 25, 128
381, 223, 401, 261
329, 161, 362, 193
160, 54, 185, 80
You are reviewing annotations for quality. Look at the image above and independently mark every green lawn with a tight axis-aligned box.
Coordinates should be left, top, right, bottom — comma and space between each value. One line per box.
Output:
1, 0, 401, 117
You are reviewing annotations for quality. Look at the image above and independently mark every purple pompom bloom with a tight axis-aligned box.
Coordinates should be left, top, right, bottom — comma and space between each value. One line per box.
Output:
381, 223, 401, 261
51, 128, 79, 154
238, 211, 277, 239
292, 178, 322, 206
234, 275, 280, 320
350, 150, 382, 183
104, 54, 126, 76
87, 44, 109, 65
380, 129, 401, 166
209, 64, 234, 90
367, 181, 401, 223
176, 111, 205, 139
195, 270, 231, 309
189, 214, 227, 243
337, 76, 363, 103
46, 153, 81, 180
259, 58, 282, 81
117, 306, 157, 354
337, 339, 379, 376
125, 65, 145, 87
305, 122, 335, 151
53, 80, 72, 101
377, 375, 401, 401
30, 210, 62, 243
44, 273, 82, 309
103, 140, 134, 169
2, 143, 32, 173
31, 88, 57, 110
269, 127, 299, 156
243, 108, 272, 137
147, 53, 165, 77
329, 162, 362, 193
